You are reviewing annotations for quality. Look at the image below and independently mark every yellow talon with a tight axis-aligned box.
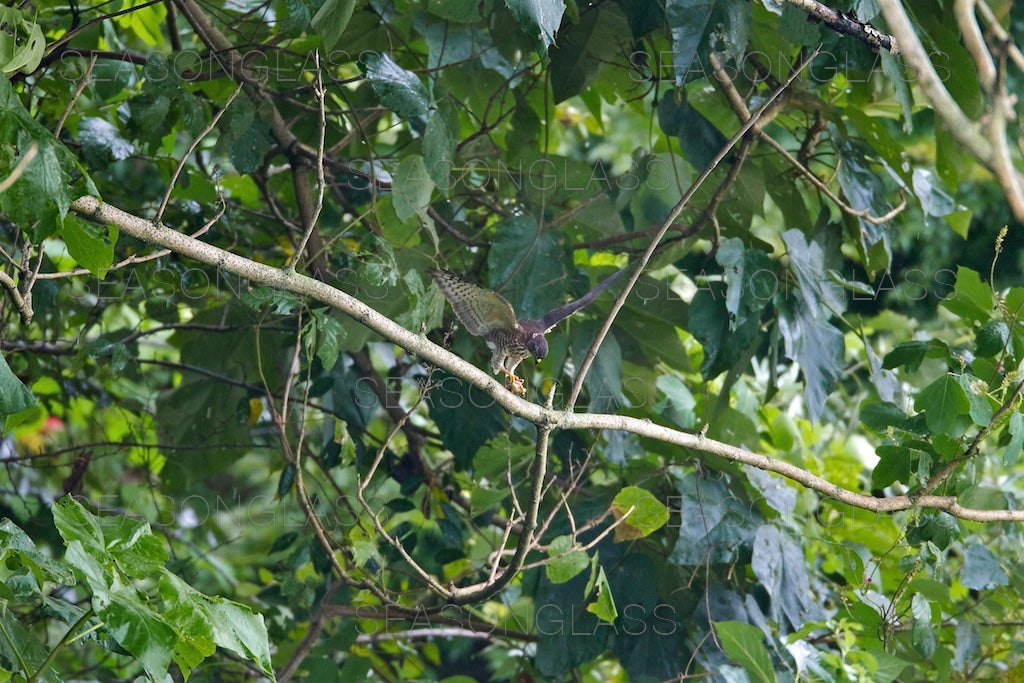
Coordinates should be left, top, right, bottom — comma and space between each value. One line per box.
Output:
499, 368, 527, 395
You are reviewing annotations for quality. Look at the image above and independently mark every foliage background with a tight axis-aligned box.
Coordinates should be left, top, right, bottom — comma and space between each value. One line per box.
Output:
2, 0, 1024, 680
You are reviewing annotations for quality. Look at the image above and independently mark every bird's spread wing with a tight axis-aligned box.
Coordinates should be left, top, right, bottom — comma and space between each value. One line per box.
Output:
539, 267, 628, 332
429, 269, 519, 337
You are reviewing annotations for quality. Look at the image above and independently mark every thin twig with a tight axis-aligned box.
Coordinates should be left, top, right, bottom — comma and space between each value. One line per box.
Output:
155, 84, 242, 222
54, 55, 97, 139
565, 47, 823, 410
290, 50, 327, 268
0, 143, 38, 194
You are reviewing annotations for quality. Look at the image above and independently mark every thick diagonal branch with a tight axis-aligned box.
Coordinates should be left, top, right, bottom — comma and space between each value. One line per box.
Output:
70, 195, 1024, 523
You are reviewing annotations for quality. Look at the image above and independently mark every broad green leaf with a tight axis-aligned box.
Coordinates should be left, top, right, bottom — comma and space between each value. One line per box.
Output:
486, 214, 566, 320
160, 572, 275, 678
834, 132, 893, 259
426, 0, 485, 23
62, 214, 117, 274
714, 620, 776, 683
0, 519, 75, 586
655, 373, 696, 428
957, 373, 992, 427
51, 495, 106, 556
914, 373, 970, 436
311, 0, 356, 50
611, 486, 669, 540
310, 309, 344, 371
505, 0, 566, 51
0, 352, 37, 418
777, 298, 845, 423
103, 597, 177, 680
392, 154, 434, 222
423, 101, 457, 191
751, 526, 819, 630
665, 0, 713, 85
912, 168, 955, 217
0, 609, 61, 683
363, 52, 431, 118
860, 401, 909, 432
974, 320, 1009, 358
905, 512, 959, 550
871, 445, 914, 488
1004, 412, 1024, 467
960, 544, 1008, 590
427, 372, 509, 468
549, 4, 629, 102
717, 239, 776, 326
545, 535, 589, 584
0, 8, 45, 74
657, 90, 727, 170
941, 266, 994, 324
910, 593, 936, 658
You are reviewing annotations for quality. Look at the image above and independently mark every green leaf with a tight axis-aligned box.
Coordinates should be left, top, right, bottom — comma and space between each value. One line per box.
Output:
310, 309, 344, 371
713, 620, 777, 683
941, 266, 994, 324
905, 512, 959, 550
871, 445, 914, 488
1004, 412, 1024, 467
486, 214, 566, 319
882, 339, 951, 372
914, 373, 971, 436
777, 298, 845, 423
423, 101, 457, 191
0, 8, 45, 74
546, 535, 589, 584
0, 518, 76, 586
657, 90, 728, 170
957, 373, 992, 427
0, 352, 37, 419
585, 566, 617, 623
392, 154, 434, 222
910, 593, 936, 658
363, 52, 431, 118
860, 401, 909, 432
0, 608, 61, 683
549, 5, 629, 102
160, 572, 275, 678
717, 239, 776, 327
311, 0, 356, 50
103, 595, 177, 679
975, 320, 1009, 357
427, 372, 509, 468
751, 526, 819, 630
611, 486, 669, 540
960, 543, 1008, 590
62, 214, 117, 274
505, 0, 566, 51
655, 374, 696, 428
227, 114, 273, 175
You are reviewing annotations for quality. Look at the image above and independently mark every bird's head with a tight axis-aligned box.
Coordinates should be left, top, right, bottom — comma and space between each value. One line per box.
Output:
525, 331, 548, 361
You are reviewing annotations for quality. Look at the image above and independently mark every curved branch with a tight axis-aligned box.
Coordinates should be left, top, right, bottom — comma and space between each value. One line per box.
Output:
877, 0, 1024, 222
70, 195, 1024, 526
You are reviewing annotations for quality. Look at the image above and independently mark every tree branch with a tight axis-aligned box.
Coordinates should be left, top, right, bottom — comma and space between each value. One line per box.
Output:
70, 194, 1024, 534
877, 0, 1024, 222
781, 0, 898, 53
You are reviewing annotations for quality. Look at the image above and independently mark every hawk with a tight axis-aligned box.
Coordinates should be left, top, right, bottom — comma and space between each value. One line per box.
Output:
429, 267, 627, 394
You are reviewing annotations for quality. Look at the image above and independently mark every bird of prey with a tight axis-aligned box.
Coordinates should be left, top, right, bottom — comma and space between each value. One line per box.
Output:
429, 267, 627, 394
